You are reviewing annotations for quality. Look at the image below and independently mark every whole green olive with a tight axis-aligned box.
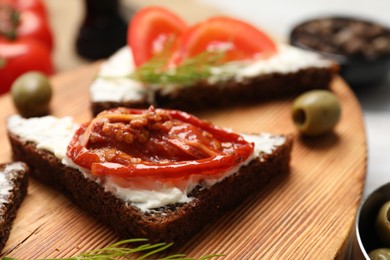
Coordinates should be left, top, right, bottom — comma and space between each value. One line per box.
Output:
291, 90, 341, 136
376, 201, 390, 246
369, 248, 390, 260
11, 71, 52, 118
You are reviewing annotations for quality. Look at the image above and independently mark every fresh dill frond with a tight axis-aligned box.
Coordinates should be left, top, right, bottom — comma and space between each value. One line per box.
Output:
98, 38, 246, 87
3, 238, 224, 260
130, 50, 228, 87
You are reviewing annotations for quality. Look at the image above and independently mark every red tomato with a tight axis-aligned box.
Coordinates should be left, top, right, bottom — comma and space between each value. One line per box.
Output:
0, 37, 53, 94
177, 16, 277, 63
2, 0, 47, 16
0, 0, 53, 94
67, 107, 254, 179
128, 6, 188, 67
0, 0, 52, 50
17, 10, 53, 50
15, 0, 47, 16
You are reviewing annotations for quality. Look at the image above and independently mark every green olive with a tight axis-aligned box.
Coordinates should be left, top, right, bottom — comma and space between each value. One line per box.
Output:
291, 90, 341, 136
376, 201, 390, 246
11, 71, 52, 118
369, 248, 390, 260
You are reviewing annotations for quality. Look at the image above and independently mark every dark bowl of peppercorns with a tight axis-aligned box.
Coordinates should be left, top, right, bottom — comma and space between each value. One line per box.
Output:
290, 16, 390, 88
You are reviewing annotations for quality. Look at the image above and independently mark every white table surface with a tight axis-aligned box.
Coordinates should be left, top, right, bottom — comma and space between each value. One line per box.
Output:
202, 0, 390, 197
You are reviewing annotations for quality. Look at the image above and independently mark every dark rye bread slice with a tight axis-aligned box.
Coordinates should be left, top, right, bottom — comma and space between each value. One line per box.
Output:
8, 132, 293, 243
91, 65, 338, 116
0, 162, 29, 252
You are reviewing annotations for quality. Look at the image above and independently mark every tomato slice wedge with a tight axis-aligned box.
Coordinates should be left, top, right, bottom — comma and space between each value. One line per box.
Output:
177, 16, 277, 63
128, 6, 188, 67
67, 107, 254, 179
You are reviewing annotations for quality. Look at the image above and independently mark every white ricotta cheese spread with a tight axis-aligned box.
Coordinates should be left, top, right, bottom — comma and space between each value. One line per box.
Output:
0, 162, 26, 204
7, 115, 286, 211
90, 48, 148, 103
90, 44, 332, 103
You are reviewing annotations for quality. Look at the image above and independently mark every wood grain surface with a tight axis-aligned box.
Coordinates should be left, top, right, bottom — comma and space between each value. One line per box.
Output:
0, 63, 367, 259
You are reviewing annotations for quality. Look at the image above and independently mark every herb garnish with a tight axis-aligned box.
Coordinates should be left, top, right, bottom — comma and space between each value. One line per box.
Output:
130, 49, 228, 87
2, 238, 223, 260
99, 42, 240, 88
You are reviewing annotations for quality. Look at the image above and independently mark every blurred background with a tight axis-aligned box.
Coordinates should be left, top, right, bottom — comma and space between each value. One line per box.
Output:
44, 0, 222, 72
45, 0, 390, 71
5, 0, 390, 196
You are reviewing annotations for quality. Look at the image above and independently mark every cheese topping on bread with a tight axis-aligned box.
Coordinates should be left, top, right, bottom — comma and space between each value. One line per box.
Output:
8, 115, 286, 211
0, 162, 26, 204
90, 45, 332, 103
0, 162, 28, 251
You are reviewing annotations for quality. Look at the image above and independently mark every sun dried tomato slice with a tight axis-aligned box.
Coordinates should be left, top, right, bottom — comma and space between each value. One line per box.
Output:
67, 107, 254, 179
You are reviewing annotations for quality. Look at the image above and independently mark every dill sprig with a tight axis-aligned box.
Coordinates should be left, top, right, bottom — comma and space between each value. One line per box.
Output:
130, 50, 227, 87
99, 38, 244, 87
2, 238, 224, 260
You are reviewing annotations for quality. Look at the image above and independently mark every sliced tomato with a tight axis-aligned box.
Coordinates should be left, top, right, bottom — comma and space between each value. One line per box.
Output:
177, 16, 277, 63
128, 6, 188, 67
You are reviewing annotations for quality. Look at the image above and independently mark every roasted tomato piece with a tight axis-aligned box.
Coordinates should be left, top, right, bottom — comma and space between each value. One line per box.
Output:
67, 107, 254, 179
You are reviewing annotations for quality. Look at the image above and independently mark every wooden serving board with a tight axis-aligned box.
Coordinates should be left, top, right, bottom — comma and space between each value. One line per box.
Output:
0, 63, 366, 259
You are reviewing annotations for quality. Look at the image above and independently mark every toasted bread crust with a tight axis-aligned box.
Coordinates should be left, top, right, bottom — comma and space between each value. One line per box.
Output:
0, 162, 29, 252
8, 132, 292, 243
91, 66, 337, 116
